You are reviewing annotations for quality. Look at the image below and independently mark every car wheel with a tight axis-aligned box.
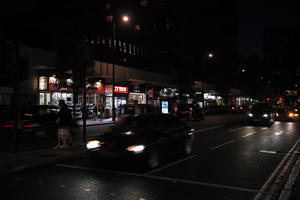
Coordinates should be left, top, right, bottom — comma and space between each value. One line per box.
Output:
147, 148, 160, 169
183, 137, 194, 155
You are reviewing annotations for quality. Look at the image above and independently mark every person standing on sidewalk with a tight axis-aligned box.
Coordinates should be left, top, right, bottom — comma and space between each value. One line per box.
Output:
97, 102, 104, 120
54, 100, 73, 149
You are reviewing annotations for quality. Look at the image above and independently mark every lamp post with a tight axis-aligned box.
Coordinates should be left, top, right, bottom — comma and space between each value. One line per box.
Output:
201, 52, 214, 107
112, 15, 129, 121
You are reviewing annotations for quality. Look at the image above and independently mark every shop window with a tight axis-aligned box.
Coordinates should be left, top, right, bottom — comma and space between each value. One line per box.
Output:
106, 15, 113, 22
113, 39, 117, 49
140, 0, 148, 7
39, 93, 45, 105
108, 37, 112, 48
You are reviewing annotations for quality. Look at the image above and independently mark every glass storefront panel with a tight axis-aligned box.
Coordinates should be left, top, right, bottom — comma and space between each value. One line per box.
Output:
39, 93, 45, 105
46, 93, 51, 105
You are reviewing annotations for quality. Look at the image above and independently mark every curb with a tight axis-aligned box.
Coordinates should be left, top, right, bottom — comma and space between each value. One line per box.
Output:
74, 122, 115, 128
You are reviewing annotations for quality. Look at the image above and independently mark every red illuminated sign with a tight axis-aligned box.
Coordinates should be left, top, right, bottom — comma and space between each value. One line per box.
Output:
114, 86, 128, 94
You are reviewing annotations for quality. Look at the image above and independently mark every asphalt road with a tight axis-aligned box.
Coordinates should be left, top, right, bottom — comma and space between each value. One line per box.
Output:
1, 118, 300, 200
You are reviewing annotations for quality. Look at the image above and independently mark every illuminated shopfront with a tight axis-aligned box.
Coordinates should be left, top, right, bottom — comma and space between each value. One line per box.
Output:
38, 75, 73, 105
105, 85, 128, 117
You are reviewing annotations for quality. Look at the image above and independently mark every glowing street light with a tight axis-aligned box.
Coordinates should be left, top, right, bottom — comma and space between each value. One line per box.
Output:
122, 15, 129, 23
208, 53, 214, 58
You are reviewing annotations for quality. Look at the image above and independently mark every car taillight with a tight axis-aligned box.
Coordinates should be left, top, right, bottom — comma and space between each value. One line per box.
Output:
232, 107, 235, 110
174, 106, 178, 112
3, 125, 13, 128
23, 125, 33, 128
240, 107, 243, 110
190, 107, 193, 111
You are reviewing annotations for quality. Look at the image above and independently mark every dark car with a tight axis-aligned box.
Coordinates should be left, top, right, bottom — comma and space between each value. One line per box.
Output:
230, 105, 248, 114
247, 103, 275, 126
116, 104, 159, 122
275, 107, 299, 122
174, 103, 204, 120
0, 105, 59, 136
86, 113, 194, 169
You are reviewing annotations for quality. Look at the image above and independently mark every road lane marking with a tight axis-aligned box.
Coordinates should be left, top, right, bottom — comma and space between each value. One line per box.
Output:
193, 125, 225, 134
210, 140, 235, 151
259, 150, 277, 154
253, 138, 300, 200
56, 164, 258, 193
144, 154, 198, 175
242, 132, 256, 138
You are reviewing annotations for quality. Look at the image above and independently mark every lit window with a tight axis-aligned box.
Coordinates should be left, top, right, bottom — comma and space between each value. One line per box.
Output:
102, 37, 106, 45
114, 39, 117, 49
106, 15, 113, 22
129, 44, 132, 54
135, 25, 141, 31
123, 42, 127, 53
133, 45, 136, 55
140, 0, 148, 7
119, 40, 122, 52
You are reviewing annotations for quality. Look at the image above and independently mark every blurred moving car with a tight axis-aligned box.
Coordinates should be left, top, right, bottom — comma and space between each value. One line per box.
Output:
0, 105, 59, 136
116, 104, 159, 122
86, 113, 194, 169
275, 107, 299, 122
174, 103, 204, 120
247, 103, 275, 126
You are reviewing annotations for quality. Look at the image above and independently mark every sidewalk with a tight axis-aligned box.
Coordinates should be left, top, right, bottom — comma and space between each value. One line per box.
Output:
75, 118, 115, 127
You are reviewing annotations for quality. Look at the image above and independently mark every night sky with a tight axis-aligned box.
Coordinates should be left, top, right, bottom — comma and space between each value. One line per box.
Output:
2, 0, 300, 58
239, 0, 300, 57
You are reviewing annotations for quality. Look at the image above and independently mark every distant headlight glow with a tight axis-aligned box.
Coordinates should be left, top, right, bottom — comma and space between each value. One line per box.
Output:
263, 114, 269, 118
248, 113, 253, 117
126, 145, 145, 153
86, 140, 102, 149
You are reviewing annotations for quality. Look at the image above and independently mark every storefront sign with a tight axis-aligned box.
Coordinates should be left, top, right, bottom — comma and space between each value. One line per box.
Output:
39, 76, 48, 90
115, 86, 128, 94
105, 85, 128, 96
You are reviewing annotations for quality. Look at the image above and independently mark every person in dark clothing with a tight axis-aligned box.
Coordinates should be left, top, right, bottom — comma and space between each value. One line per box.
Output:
54, 100, 72, 149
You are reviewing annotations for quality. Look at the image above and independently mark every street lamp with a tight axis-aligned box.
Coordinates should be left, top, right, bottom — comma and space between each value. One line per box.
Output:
112, 15, 130, 121
201, 52, 214, 107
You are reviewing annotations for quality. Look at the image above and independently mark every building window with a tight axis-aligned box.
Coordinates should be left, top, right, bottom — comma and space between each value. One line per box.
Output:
108, 37, 112, 48
105, 3, 111, 10
129, 44, 132, 54
102, 37, 106, 46
134, 24, 141, 31
140, 0, 148, 7
119, 40, 122, 52
123, 42, 127, 53
114, 39, 117, 49
133, 45, 136, 55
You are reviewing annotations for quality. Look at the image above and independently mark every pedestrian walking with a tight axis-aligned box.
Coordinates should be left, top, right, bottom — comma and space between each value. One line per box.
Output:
54, 100, 73, 149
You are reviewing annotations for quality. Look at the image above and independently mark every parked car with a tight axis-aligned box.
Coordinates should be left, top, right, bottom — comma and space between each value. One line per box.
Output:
247, 103, 275, 126
274, 107, 299, 122
116, 104, 159, 122
174, 103, 204, 120
0, 105, 59, 136
230, 105, 248, 114
86, 113, 195, 169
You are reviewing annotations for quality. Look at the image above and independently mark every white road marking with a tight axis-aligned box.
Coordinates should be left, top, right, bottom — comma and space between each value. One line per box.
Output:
193, 125, 224, 134
229, 128, 242, 132
253, 138, 300, 200
210, 140, 235, 151
242, 132, 256, 138
56, 164, 258, 193
275, 131, 284, 135
259, 150, 277, 154
144, 154, 198, 175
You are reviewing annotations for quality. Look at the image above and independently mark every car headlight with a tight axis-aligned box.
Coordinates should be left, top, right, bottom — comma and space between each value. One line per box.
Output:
126, 145, 145, 154
276, 113, 279, 117
86, 140, 102, 149
263, 114, 269, 118
248, 113, 253, 117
